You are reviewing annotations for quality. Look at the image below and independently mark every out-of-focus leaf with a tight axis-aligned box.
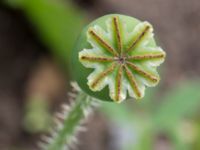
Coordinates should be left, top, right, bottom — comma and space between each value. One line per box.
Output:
153, 80, 200, 129
129, 87, 158, 112
6, 0, 86, 67
101, 80, 200, 150
24, 96, 52, 133
192, 121, 200, 149
101, 102, 135, 125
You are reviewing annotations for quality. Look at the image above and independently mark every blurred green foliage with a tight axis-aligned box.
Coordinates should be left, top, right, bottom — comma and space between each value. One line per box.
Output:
24, 96, 52, 133
5, 0, 86, 68
101, 80, 200, 150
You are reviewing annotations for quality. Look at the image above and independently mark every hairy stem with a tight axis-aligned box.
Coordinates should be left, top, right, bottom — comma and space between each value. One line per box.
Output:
44, 91, 94, 150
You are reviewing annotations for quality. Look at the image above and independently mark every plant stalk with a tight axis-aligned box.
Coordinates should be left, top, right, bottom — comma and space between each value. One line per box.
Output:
44, 91, 94, 150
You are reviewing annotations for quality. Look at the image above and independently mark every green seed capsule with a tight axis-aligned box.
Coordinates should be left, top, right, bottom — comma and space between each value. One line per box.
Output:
71, 14, 166, 103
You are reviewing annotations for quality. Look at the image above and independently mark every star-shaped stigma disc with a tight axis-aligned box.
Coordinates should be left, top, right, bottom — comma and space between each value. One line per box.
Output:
79, 16, 165, 103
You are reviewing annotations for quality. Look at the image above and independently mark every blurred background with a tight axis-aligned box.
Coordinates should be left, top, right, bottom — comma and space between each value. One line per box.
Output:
0, 0, 200, 150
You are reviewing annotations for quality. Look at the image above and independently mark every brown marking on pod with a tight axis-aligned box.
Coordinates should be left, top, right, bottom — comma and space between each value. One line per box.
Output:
91, 63, 116, 89
126, 61, 158, 82
124, 65, 142, 98
126, 25, 151, 53
115, 65, 123, 101
127, 53, 165, 60
88, 29, 118, 56
80, 55, 114, 62
113, 16, 122, 54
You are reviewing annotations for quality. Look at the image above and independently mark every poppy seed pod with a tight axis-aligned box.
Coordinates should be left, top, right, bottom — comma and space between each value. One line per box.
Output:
71, 14, 166, 103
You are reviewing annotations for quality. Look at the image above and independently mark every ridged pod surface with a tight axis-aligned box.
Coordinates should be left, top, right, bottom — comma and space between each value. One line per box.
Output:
72, 14, 166, 103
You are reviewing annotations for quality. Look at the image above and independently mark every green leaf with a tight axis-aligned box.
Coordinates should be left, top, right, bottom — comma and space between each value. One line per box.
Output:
101, 102, 135, 125
153, 80, 200, 129
6, 0, 85, 67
